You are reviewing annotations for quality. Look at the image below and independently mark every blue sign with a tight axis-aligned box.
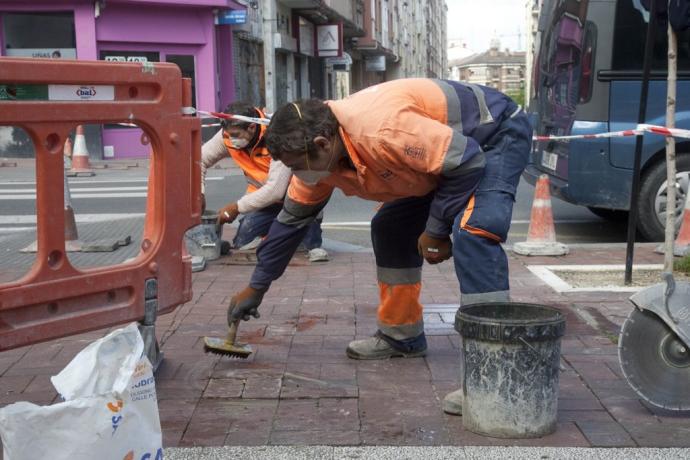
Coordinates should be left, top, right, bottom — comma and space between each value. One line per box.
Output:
217, 9, 247, 25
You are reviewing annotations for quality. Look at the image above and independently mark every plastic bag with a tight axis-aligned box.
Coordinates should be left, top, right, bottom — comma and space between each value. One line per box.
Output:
0, 323, 163, 460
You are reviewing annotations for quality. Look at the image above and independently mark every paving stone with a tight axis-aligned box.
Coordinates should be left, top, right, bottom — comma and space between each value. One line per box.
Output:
576, 421, 637, 447
203, 379, 245, 399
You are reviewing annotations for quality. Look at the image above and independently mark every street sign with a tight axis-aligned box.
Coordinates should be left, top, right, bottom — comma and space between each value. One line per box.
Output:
217, 9, 247, 25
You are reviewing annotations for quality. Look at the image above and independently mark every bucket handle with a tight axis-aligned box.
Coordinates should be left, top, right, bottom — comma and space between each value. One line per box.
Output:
518, 336, 566, 372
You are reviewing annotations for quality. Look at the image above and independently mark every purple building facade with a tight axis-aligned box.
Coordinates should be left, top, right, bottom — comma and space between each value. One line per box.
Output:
0, 0, 245, 159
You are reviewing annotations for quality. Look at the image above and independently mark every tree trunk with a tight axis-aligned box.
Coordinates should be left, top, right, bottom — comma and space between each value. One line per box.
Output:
664, 19, 678, 272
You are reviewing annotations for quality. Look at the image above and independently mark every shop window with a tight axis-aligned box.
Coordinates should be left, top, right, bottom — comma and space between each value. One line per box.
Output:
3, 12, 76, 58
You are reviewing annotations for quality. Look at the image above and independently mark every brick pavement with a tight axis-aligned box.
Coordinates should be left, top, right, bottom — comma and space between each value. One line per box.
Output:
2, 244, 689, 452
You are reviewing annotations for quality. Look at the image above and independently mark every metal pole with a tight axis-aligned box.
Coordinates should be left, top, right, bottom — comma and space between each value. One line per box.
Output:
625, 0, 660, 285
664, 19, 678, 273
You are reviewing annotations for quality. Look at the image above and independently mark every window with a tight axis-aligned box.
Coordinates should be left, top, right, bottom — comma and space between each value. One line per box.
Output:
612, 0, 690, 71
3, 12, 76, 58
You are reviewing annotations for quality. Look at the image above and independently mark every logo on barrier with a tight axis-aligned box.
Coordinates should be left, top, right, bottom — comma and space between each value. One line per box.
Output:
107, 399, 124, 435
122, 448, 164, 460
75, 86, 98, 99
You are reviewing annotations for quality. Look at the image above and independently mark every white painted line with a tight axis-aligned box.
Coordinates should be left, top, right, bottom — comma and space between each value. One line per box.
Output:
2, 193, 147, 200
0, 227, 35, 234
0, 186, 148, 194
527, 266, 574, 292
527, 264, 664, 293
0, 214, 144, 224
0, 177, 222, 186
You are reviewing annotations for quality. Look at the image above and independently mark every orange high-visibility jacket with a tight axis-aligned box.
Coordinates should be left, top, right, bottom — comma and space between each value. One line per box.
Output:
251, 78, 518, 289
279, 79, 487, 237
222, 108, 272, 194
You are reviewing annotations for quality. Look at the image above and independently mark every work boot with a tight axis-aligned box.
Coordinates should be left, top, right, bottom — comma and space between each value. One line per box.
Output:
346, 331, 427, 360
308, 247, 329, 262
442, 388, 463, 415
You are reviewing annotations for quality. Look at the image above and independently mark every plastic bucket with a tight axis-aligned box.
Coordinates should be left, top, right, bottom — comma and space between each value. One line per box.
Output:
184, 211, 222, 261
454, 302, 566, 438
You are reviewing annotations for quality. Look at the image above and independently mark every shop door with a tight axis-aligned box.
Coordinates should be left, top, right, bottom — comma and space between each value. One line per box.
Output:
166, 55, 196, 109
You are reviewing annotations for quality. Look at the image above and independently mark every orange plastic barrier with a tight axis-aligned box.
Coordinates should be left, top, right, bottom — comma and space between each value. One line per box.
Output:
0, 58, 201, 351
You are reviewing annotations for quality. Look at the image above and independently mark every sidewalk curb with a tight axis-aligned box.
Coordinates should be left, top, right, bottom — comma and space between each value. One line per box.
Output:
165, 446, 690, 459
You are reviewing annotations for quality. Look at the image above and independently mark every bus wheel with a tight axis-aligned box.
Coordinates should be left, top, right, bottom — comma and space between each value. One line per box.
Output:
637, 153, 690, 242
587, 207, 629, 222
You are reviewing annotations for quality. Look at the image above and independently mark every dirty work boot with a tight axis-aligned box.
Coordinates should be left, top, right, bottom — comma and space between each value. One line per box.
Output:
346, 331, 427, 360
442, 388, 463, 415
308, 247, 329, 262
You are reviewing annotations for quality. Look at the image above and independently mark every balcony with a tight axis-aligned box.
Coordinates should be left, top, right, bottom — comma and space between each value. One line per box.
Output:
280, 0, 364, 37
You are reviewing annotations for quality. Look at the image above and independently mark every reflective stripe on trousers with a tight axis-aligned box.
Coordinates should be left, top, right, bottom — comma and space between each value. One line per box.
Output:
371, 196, 430, 340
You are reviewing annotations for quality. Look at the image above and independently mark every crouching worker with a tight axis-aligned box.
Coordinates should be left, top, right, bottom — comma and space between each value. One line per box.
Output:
200, 101, 328, 261
224, 79, 532, 415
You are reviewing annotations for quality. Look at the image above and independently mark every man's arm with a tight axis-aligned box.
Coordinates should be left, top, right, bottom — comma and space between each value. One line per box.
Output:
236, 160, 292, 214
250, 178, 333, 289
200, 129, 228, 194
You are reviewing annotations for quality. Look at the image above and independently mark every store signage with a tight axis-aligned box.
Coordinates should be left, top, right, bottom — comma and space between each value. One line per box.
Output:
316, 23, 342, 57
5, 48, 76, 59
104, 56, 149, 63
299, 17, 315, 57
365, 55, 386, 72
217, 9, 247, 25
100, 51, 160, 63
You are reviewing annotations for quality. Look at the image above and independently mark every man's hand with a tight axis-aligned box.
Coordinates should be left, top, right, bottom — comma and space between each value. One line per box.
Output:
218, 202, 240, 225
417, 232, 452, 264
228, 286, 267, 322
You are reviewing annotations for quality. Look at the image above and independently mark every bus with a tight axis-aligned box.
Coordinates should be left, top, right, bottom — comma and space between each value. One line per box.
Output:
526, 0, 690, 241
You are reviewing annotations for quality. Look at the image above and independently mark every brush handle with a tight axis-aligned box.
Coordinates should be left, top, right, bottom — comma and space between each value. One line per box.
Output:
226, 320, 239, 343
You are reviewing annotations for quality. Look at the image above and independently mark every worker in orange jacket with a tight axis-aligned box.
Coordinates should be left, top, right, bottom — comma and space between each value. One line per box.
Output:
201, 102, 328, 261
223, 79, 532, 415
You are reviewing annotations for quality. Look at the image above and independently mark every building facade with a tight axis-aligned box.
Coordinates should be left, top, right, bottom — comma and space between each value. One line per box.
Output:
1, 0, 448, 159
0, 0, 245, 159
525, 0, 542, 102
448, 39, 526, 103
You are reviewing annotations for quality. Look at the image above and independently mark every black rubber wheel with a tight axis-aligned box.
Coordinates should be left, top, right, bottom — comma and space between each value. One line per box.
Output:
637, 154, 690, 242
587, 207, 629, 222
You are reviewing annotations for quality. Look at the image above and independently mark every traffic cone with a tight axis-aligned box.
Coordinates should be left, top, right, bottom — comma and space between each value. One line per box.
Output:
513, 174, 569, 256
673, 192, 690, 256
63, 169, 81, 249
68, 125, 94, 177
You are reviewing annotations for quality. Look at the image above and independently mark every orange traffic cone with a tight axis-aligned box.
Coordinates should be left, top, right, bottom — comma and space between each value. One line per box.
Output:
68, 125, 94, 177
513, 174, 569, 256
63, 169, 81, 248
673, 192, 690, 256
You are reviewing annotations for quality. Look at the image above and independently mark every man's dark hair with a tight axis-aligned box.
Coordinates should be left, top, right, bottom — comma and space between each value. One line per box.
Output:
222, 101, 260, 130
264, 99, 339, 162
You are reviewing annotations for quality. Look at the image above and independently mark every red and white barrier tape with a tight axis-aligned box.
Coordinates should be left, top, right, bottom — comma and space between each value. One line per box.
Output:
195, 110, 271, 126
534, 124, 690, 142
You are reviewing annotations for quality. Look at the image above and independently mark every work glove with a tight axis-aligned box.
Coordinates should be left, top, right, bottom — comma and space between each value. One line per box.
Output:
200, 193, 206, 215
218, 202, 240, 225
228, 286, 267, 322
417, 232, 452, 265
